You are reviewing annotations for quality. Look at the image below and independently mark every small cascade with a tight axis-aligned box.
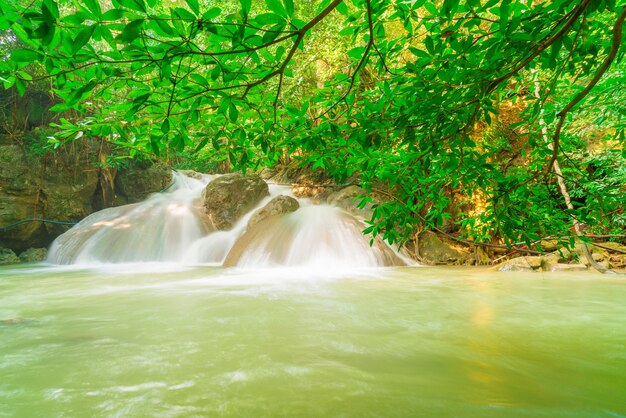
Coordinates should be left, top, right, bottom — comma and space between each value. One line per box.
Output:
47, 172, 211, 264
47, 172, 407, 268
224, 205, 405, 269
181, 185, 291, 265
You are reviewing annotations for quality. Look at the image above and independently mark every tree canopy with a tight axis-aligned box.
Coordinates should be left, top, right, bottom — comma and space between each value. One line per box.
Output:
1, 0, 625, 248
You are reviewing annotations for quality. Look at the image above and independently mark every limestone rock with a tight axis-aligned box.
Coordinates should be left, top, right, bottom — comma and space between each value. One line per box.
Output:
0, 248, 20, 265
248, 195, 299, 229
179, 170, 204, 180
18, 247, 48, 263
496, 256, 543, 272
327, 185, 374, 219
550, 263, 588, 272
113, 161, 172, 206
202, 174, 269, 230
0, 139, 172, 253
417, 231, 470, 265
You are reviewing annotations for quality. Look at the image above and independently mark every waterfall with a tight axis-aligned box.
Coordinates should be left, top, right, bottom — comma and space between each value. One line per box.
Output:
47, 172, 407, 268
224, 205, 405, 268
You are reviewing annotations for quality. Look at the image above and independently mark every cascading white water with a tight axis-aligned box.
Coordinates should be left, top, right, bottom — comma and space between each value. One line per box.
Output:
224, 205, 405, 269
47, 172, 211, 264
47, 172, 407, 268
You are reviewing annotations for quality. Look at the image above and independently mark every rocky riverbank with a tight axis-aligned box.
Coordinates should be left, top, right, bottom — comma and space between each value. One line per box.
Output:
2, 166, 625, 272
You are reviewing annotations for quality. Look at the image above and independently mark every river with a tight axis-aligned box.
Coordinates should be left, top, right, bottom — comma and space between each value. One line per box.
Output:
1, 264, 624, 417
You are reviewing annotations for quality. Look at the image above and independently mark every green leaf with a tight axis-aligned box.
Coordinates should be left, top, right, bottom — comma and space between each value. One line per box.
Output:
82, 0, 102, 17
15, 78, 25, 96
210, 65, 221, 81
72, 24, 96, 54
118, 0, 146, 13
347, 46, 365, 60
121, 19, 144, 43
190, 73, 208, 86
185, 0, 199, 16
42, 0, 60, 19
229, 102, 239, 122
240, 0, 251, 16
194, 137, 209, 153
202, 7, 221, 20
265, 0, 286, 17
62, 11, 89, 25
154, 19, 174, 36
336, 1, 349, 16
174, 7, 195, 20
101, 8, 124, 21
10, 49, 40, 63
499, 0, 511, 33
262, 23, 284, 44
283, 0, 294, 17
17, 71, 32, 81
161, 118, 170, 134
255, 13, 285, 25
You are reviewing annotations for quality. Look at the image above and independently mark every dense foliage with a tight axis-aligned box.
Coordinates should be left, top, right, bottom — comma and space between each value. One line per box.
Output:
1, 0, 625, 247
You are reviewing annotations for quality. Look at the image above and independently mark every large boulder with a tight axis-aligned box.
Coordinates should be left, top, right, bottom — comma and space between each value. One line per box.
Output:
202, 174, 269, 230
248, 195, 299, 229
417, 231, 471, 265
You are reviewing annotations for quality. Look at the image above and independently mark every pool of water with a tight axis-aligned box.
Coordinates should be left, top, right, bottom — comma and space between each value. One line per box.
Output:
1, 264, 625, 417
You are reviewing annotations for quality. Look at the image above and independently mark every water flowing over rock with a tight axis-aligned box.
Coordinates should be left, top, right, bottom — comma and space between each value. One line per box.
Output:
247, 195, 299, 229
201, 174, 269, 230
47, 173, 210, 264
224, 205, 406, 269
46, 172, 409, 268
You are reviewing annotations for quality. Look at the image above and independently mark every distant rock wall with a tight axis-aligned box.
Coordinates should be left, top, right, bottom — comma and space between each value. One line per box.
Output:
0, 138, 171, 252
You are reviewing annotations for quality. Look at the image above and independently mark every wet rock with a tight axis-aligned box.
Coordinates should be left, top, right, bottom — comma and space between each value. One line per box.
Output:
202, 174, 269, 230
113, 161, 172, 206
0, 248, 20, 265
417, 231, 470, 265
539, 252, 561, 271
496, 256, 543, 272
248, 195, 299, 229
0, 139, 171, 253
18, 247, 48, 263
178, 169, 204, 180
474, 246, 492, 265
327, 185, 374, 219
550, 263, 588, 272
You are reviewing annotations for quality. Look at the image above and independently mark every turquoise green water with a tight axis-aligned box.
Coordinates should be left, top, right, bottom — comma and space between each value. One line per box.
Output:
1, 265, 625, 417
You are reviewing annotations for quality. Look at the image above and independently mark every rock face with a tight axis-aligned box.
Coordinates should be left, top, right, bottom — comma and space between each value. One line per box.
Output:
0, 248, 20, 265
18, 248, 48, 263
327, 185, 374, 219
0, 138, 171, 252
417, 231, 470, 265
496, 256, 544, 272
202, 174, 269, 230
113, 162, 172, 206
248, 195, 299, 229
